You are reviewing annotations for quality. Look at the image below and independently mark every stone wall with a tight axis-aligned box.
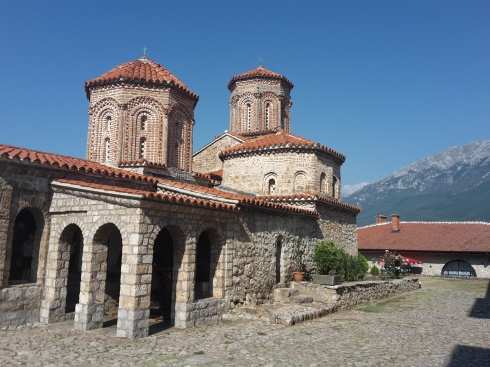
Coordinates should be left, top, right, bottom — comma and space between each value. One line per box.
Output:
316, 204, 358, 255
0, 284, 42, 329
291, 278, 421, 310
192, 133, 243, 173
222, 151, 341, 196
362, 250, 490, 279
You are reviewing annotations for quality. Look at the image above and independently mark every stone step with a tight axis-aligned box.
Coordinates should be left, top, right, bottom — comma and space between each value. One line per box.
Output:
291, 295, 314, 304
273, 288, 299, 303
266, 302, 337, 326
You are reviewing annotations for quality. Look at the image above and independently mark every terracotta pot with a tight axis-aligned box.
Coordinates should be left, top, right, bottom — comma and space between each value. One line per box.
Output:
292, 271, 305, 282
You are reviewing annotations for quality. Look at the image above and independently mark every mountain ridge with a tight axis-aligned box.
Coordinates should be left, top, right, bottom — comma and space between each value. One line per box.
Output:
346, 139, 490, 226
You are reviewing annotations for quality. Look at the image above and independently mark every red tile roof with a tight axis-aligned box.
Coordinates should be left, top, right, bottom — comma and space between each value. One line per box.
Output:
118, 159, 167, 169
358, 222, 490, 253
219, 131, 346, 163
0, 144, 158, 185
261, 193, 361, 214
54, 178, 236, 212
228, 66, 293, 90
85, 57, 198, 101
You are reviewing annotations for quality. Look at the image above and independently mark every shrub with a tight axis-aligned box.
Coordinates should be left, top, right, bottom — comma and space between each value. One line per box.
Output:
370, 265, 380, 276
313, 241, 344, 275
382, 250, 404, 278
313, 241, 369, 281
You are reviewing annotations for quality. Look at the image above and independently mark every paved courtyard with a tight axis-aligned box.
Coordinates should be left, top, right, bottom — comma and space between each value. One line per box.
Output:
0, 277, 489, 366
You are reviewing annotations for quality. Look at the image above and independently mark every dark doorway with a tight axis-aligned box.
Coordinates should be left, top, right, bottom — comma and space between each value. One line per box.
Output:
195, 231, 212, 299
275, 237, 283, 284
62, 224, 84, 313
105, 227, 122, 322
151, 228, 174, 322
9, 208, 41, 284
441, 260, 477, 278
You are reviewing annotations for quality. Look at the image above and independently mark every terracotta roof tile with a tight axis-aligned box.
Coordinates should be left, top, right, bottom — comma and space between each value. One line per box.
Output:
261, 193, 361, 214
54, 178, 236, 212
85, 58, 198, 101
0, 144, 158, 185
228, 66, 293, 90
358, 222, 490, 253
219, 131, 346, 163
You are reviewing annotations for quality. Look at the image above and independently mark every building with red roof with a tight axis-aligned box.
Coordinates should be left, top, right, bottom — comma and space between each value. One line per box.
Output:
358, 215, 490, 278
0, 57, 358, 337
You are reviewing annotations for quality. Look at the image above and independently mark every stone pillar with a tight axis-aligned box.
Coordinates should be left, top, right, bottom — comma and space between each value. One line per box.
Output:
40, 224, 68, 323
174, 235, 196, 328
0, 179, 13, 288
116, 232, 151, 338
73, 236, 107, 331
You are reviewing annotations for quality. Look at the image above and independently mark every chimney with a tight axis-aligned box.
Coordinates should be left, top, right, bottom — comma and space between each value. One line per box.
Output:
376, 214, 388, 224
391, 214, 400, 232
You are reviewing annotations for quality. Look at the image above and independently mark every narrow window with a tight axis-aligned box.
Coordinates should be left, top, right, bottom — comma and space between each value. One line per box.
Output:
320, 173, 327, 194
104, 138, 110, 163
268, 178, 276, 194
140, 114, 147, 130
265, 102, 271, 129
139, 137, 146, 159
246, 103, 252, 131
105, 115, 112, 131
332, 176, 338, 198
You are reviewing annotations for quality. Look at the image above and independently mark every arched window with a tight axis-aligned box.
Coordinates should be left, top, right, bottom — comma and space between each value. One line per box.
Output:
140, 114, 147, 130
104, 138, 110, 163
294, 172, 307, 193
320, 173, 327, 194
332, 176, 338, 198
246, 103, 252, 131
139, 137, 146, 159
265, 102, 271, 129
105, 115, 112, 131
268, 178, 276, 195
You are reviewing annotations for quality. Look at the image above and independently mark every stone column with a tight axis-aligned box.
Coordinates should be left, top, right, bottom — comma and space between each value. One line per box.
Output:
40, 223, 68, 323
116, 232, 151, 338
0, 179, 13, 288
174, 235, 196, 328
73, 236, 108, 331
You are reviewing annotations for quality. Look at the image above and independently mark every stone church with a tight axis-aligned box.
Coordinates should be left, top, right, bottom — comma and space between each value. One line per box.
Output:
0, 56, 359, 338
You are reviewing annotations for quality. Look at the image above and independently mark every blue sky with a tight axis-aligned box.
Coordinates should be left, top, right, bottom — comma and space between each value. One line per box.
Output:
1, 1, 489, 186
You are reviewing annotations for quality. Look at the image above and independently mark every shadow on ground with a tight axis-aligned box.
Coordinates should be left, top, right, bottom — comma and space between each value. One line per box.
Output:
469, 281, 490, 319
446, 345, 490, 366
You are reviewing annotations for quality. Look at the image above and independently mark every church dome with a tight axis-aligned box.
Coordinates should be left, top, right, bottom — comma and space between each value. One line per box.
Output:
85, 57, 198, 101
228, 66, 294, 90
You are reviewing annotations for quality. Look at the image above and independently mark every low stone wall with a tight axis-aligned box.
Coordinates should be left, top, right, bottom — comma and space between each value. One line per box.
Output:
0, 284, 42, 329
181, 298, 227, 327
292, 277, 421, 310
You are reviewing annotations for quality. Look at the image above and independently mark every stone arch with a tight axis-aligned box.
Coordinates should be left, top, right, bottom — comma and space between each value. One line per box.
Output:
194, 227, 225, 300
441, 260, 477, 278
8, 207, 44, 285
150, 225, 186, 325
58, 224, 84, 313
264, 172, 278, 195
294, 171, 307, 193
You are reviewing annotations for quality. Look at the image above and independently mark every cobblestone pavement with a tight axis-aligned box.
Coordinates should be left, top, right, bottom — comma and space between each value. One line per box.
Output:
1, 277, 489, 367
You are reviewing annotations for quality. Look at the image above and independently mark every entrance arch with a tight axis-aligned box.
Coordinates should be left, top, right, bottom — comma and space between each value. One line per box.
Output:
93, 223, 123, 323
8, 208, 44, 284
441, 260, 476, 278
59, 224, 84, 313
195, 229, 224, 300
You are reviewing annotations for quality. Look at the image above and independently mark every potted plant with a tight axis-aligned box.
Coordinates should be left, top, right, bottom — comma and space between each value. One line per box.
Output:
312, 241, 344, 285
292, 263, 306, 282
